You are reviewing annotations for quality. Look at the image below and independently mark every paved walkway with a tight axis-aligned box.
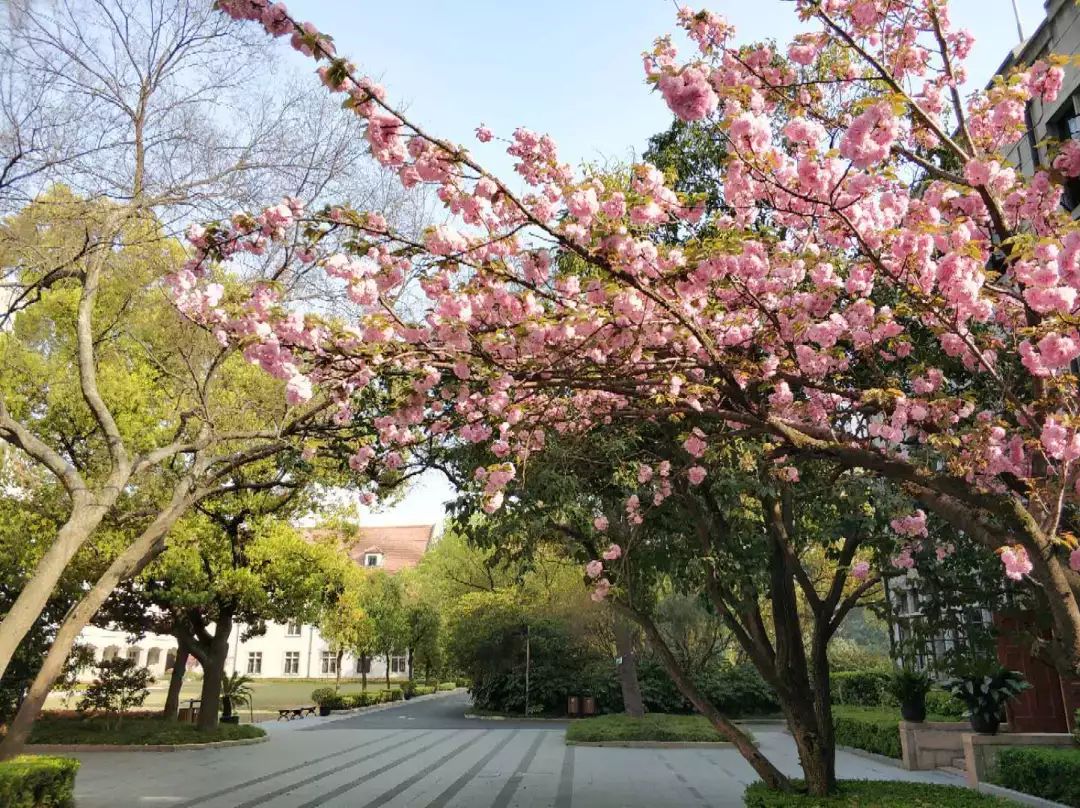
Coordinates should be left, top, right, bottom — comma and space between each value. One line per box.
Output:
69, 692, 963, 807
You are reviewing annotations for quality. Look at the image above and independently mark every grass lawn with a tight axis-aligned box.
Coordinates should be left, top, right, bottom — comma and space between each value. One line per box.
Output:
27, 715, 265, 745
744, 780, 1011, 806
565, 713, 733, 744
45, 677, 409, 722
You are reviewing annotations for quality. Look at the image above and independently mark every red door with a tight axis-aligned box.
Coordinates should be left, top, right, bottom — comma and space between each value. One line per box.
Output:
995, 613, 1073, 733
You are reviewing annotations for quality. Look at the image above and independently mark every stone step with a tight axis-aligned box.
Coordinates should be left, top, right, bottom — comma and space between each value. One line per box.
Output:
951, 756, 967, 770
938, 765, 966, 777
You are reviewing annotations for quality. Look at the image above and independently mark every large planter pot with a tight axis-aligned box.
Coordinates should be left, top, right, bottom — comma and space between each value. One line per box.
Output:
319, 703, 332, 717
969, 711, 1001, 735
900, 698, 927, 723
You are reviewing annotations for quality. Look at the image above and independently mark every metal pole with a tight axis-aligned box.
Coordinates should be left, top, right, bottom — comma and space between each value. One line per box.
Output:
524, 624, 530, 717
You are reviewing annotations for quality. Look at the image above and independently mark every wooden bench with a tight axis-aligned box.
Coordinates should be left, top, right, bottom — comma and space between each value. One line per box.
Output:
277, 705, 317, 720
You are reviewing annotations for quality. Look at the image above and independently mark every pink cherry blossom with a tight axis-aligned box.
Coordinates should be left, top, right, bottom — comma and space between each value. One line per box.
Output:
1000, 545, 1033, 581
594, 515, 610, 532
585, 559, 604, 579
602, 544, 622, 561
851, 560, 871, 581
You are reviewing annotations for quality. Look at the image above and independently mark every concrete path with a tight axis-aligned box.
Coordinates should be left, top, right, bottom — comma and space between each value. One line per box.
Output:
69, 692, 964, 807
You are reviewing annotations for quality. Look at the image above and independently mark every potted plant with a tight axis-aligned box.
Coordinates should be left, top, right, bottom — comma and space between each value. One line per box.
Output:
943, 667, 1029, 735
312, 687, 336, 716
887, 667, 932, 723
221, 672, 254, 724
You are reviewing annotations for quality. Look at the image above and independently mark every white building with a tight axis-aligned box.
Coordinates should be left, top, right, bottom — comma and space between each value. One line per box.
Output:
76, 524, 437, 682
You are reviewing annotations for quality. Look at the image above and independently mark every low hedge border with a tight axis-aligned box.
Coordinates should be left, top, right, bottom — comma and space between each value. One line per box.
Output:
832, 708, 902, 759
744, 779, 1012, 806
26, 735, 268, 753
989, 746, 1080, 807
0, 755, 80, 808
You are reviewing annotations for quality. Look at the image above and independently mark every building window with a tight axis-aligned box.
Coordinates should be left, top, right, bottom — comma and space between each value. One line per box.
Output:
363, 553, 383, 568
390, 654, 407, 675
1050, 92, 1080, 210
247, 652, 263, 674
356, 655, 371, 674
126, 647, 141, 664
284, 651, 300, 675
286, 621, 302, 637
146, 648, 162, 667
321, 651, 337, 674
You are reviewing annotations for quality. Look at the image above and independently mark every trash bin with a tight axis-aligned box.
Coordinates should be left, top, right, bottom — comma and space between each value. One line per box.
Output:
567, 696, 580, 717
582, 696, 597, 716
177, 707, 191, 722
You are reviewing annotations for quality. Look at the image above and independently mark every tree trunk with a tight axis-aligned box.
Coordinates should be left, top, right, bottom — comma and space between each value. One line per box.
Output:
385, 653, 391, 690
0, 502, 113, 682
618, 603, 793, 792
0, 490, 188, 761
196, 609, 233, 732
613, 613, 644, 718
164, 640, 191, 720
407, 647, 414, 682
361, 654, 368, 690
335, 649, 343, 693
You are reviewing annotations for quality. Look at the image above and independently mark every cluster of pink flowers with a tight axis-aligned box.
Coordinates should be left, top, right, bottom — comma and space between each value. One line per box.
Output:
183, 0, 1080, 596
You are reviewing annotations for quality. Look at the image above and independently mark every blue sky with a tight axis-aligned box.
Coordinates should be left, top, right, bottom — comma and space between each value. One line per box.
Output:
285, 0, 1047, 526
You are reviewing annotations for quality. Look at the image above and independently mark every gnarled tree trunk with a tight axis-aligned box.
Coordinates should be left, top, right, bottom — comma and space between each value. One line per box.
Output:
164, 639, 191, 720
613, 614, 644, 718
196, 608, 234, 732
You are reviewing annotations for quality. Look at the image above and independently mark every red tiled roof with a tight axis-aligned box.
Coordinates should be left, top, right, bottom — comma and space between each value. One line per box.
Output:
304, 524, 436, 574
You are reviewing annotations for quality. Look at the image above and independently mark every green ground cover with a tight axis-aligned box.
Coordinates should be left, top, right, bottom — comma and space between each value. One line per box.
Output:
27, 715, 265, 746
743, 780, 1010, 806
565, 713, 731, 743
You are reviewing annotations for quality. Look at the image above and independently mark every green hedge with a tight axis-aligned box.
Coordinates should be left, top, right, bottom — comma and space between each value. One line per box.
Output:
744, 780, 1011, 806
0, 756, 80, 808
831, 708, 901, 758
991, 746, 1080, 807
437, 682, 457, 691
319, 688, 403, 711
829, 671, 893, 707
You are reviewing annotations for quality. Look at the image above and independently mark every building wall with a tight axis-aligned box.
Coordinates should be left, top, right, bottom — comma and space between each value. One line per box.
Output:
77, 620, 409, 683
1000, 0, 1080, 177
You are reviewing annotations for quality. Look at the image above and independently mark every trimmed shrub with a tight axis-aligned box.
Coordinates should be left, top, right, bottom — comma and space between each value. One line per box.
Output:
0, 756, 80, 808
925, 688, 966, 719
310, 687, 336, 705
991, 746, 1080, 807
380, 688, 403, 702
832, 708, 901, 758
412, 685, 436, 697
438, 682, 457, 691
744, 779, 1011, 806
829, 670, 892, 707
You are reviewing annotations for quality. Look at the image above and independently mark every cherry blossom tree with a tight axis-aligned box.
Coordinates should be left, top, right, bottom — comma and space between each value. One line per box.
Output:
190, 0, 1080, 680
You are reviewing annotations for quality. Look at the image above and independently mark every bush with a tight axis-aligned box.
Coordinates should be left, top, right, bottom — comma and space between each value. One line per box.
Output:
991, 746, 1080, 807
310, 687, 337, 705
438, 681, 457, 691
744, 780, 1011, 806
76, 658, 153, 725
829, 670, 892, 707
831, 707, 901, 758
380, 688, 403, 702
925, 689, 966, 719
566, 713, 727, 744
702, 664, 780, 717
0, 756, 80, 808
412, 685, 436, 697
